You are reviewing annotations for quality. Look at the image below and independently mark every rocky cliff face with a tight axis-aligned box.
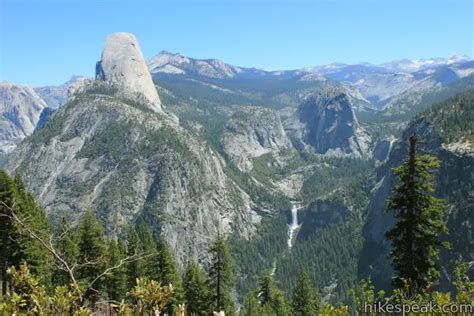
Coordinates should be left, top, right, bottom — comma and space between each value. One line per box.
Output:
284, 87, 370, 157
222, 107, 292, 172
6, 33, 261, 267
359, 92, 474, 290
96, 33, 162, 112
7, 83, 260, 267
0, 81, 47, 154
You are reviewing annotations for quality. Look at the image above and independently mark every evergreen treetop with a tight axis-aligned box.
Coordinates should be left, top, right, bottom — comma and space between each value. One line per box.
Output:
386, 135, 448, 293
291, 269, 320, 315
209, 234, 236, 315
183, 261, 212, 315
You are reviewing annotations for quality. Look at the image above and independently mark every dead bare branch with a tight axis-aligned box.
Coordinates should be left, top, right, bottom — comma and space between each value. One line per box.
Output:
0, 200, 157, 305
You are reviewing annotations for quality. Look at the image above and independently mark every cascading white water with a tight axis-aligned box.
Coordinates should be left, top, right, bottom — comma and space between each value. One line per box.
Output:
287, 204, 300, 249
270, 259, 277, 276
384, 138, 396, 162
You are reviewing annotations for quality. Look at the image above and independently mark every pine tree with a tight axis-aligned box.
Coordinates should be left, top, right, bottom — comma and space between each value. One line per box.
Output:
76, 211, 107, 302
136, 218, 157, 278
130, 219, 184, 313
386, 135, 448, 293
0, 170, 52, 295
209, 234, 236, 315
257, 273, 290, 316
257, 273, 274, 306
241, 291, 264, 316
183, 261, 212, 315
105, 239, 127, 302
155, 237, 184, 314
291, 270, 320, 315
125, 225, 143, 290
0, 170, 18, 296
52, 217, 79, 287
12, 172, 52, 286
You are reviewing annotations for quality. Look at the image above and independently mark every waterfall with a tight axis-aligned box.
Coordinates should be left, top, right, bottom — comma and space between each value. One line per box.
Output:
287, 204, 300, 249
384, 138, 396, 162
270, 259, 277, 276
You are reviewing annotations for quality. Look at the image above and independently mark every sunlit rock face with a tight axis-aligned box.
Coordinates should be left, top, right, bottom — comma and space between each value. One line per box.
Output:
285, 87, 370, 157
0, 81, 47, 154
222, 106, 292, 172
95, 32, 162, 112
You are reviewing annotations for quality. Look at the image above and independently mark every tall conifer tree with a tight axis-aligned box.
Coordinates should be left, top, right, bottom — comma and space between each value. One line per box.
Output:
125, 225, 143, 290
0, 170, 18, 296
257, 273, 290, 315
105, 239, 127, 301
209, 234, 236, 315
136, 218, 157, 278
291, 270, 319, 315
76, 211, 107, 302
0, 171, 52, 294
183, 261, 212, 315
386, 135, 447, 292
155, 237, 184, 314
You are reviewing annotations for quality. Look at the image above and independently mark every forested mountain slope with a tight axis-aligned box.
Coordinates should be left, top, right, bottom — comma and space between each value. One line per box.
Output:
360, 89, 474, 290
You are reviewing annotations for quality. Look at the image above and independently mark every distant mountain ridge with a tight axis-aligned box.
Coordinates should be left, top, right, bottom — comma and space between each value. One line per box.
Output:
0, 51, 472, 156
148, 50, 308, 80
149, 51, 472, 78
378, 53, 471, 73
148, 51, 473, 109
308, 53, 472, 74
34, 76, 91, 109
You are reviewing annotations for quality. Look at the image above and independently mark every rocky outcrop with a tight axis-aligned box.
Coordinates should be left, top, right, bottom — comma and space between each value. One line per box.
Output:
95, 33, 162, 112
35, 76, 91, 109
359, 115, 474, 291
35, 108, 56, 131
0, 81, 47, 153
222, 107, 292, 171
284, 87, 370, 157
7, 83, 261, 267
372, 138, 396, 163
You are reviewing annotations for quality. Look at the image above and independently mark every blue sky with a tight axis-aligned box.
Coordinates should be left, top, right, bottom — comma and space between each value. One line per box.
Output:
0, 0, 472, 86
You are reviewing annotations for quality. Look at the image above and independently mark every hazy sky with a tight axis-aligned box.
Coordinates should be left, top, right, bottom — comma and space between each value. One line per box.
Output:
1, 0, 472, 86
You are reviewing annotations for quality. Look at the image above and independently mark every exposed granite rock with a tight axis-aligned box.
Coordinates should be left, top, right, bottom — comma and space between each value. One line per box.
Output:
359, 116, 474, 290
35, 108, 56, 131
0, 81, 47, 153
6, 83, 260, 268
96, 33, 162, 112
372, 138, 396, 163
284, 87, 371, 157
372, 140, 391, 162
222, 107, 292, 171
